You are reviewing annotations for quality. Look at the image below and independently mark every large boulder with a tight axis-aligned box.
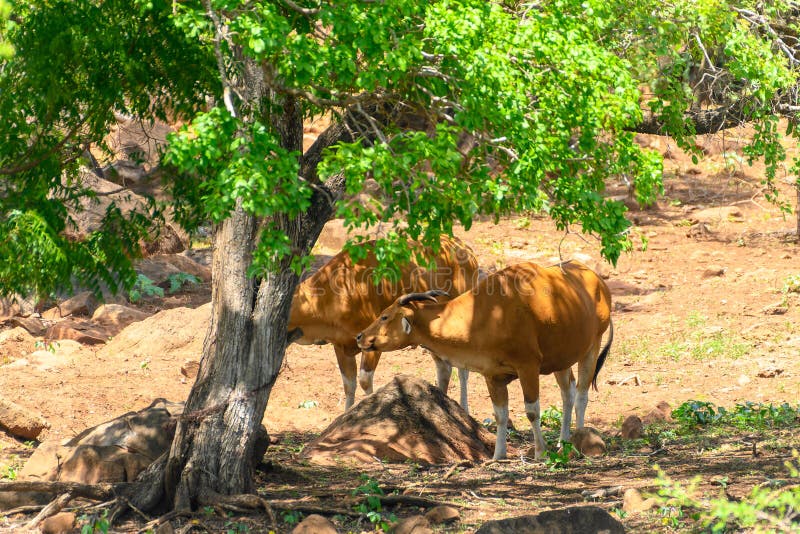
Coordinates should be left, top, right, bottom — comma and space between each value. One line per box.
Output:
135, 254, 211, 288
474, 506, 625, 534
0, 327, 37, 361
0, 398, 269, 511
45, 319, 113, 345
302, 375, 495, 465
97, 303, 210, 361
91, 304, 151, 335
19, 399, 184, 484
0, 396, 49, 440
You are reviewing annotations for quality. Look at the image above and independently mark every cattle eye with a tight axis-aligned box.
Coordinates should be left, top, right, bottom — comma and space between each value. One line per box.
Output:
380, 315, 388, 321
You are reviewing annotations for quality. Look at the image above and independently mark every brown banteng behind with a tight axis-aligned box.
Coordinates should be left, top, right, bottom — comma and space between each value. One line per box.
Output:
288, 236, 480, 411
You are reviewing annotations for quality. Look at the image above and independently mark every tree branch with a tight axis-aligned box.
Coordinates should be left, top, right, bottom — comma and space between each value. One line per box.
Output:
633, 101, 755, 136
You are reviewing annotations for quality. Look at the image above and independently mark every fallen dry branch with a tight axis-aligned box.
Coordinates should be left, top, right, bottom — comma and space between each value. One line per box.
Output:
443, 460, 473, 480
380, 494, 455, 509
581, 486, 625, 500
24, 492, 74, 530
0, 504, 46, 516
0, 481, 124, 501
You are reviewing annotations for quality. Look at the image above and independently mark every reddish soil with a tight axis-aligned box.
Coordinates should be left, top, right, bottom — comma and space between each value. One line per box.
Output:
0, 128, 799, 532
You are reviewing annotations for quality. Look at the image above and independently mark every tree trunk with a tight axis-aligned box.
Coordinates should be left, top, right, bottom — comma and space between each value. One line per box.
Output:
161, 180, 341, 511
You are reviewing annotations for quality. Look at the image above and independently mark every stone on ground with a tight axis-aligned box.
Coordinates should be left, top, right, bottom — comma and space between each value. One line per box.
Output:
97, 303, 210, 360
623, 487, 657, 513
642, 401, 672, 425
0, 327, 37, 360
0, 395, 49, 440
621, 415, 644, 439
302, 375, 495, 465
570, 428, 606, 457
393, 515, 433, 534
474, 506, 624, 534
91, 304, 150, 335
45, 319, 113, 345
39, 511, 76, 534
291, 514, 338, 534
425, 505, 460, 525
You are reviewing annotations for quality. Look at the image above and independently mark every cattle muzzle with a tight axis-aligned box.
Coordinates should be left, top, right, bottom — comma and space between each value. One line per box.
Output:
355, 332, 375, 351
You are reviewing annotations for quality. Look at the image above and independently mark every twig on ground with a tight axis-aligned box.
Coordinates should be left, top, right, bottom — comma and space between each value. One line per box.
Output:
443, 460, 472, 480
24, 492, 74, 530
581, 486, 625, 500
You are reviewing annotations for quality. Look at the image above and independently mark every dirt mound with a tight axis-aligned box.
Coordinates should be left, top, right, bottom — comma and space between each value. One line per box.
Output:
301, 375, 495, 465
97, 302, 210, 361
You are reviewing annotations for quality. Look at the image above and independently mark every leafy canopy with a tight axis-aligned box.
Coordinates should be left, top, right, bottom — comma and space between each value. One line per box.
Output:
0, 0, 215, 298
165, 0, 662, 278
4, 0, 800, 294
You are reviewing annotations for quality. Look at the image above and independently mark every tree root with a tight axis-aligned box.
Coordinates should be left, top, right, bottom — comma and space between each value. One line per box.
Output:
0, 481, 123, 501
380, 494, 455, 508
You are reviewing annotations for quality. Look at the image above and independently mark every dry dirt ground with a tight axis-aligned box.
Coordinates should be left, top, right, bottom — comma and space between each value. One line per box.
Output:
1, 130, 800, 533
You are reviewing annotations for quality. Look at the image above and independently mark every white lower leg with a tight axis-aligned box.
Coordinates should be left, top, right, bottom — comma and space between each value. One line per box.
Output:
358, 368, 374, 395
458, 368, 470, 415
434, 357, 452, 394
575, 389, 589, 428
525, 400, 546, 459
492, 404, 509, 460
342, 373, 357, 411
560, 380, 576, 443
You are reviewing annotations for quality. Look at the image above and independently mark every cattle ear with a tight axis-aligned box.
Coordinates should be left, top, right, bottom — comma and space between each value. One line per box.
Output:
401, 317, 412, 334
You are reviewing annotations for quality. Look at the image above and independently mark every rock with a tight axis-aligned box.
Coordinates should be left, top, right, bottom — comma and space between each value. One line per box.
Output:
690, 206, 744, 224
393, 515, 433, 534
97, 303, 211, 361
45, 319, 112, 345
425, 505, 460, 525
762, 302, 789, 315
738, 374, 751, 386
181, 360, 200, 379
4, 315, 46, 336
9, 398, 271, 511
0, 294, 36, 320
570, 428, 606, 457
0, 326, 37, 360
621, 415, 644, 440
702, 265, 726, 278
163, 253, 212, 282
140, 223, 186, 256
39, 511, 76, 534
135, 254, 210, 288
156, 521, 175, 534
291, 514, 338, 534
302, 375, 495, 466
42, 291, 98, 319
642, 401, 672, 425
623, 488, 657, 514
91, 304, 150, 335
61, 291, 97, 317
474, 506, 624, 534
0, 396, 50, 440
757, 367, 783, 378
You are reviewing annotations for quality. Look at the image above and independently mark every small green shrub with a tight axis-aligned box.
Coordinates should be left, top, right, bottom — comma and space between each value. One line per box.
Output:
167, 272, 200, 293
541, 406, 563, 430
544, 443, 574, 470
672, 400, 800, 431
351, 474, 397, 532
79, 510, 109, 534
652, 451, 800, 532
128, 274, 164, 302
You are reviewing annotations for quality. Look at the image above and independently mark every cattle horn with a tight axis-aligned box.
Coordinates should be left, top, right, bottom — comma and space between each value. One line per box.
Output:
398, 290, 449, 306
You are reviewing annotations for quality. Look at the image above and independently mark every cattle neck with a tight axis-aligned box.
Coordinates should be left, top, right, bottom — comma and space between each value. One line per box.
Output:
406, 297, 473, 351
